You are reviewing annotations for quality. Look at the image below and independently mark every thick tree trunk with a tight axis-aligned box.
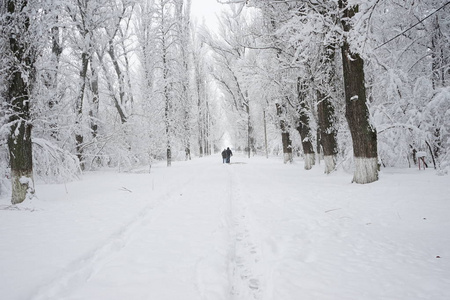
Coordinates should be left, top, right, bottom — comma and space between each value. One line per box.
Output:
6, 0, 35, 204
296, 122, 315, 170
8, 121, 34, 204
340, 1, 378, 183
317, 44, 338, 174
317, 90, 337, 174
296, 80, 315, 170
276, 103, 292, 163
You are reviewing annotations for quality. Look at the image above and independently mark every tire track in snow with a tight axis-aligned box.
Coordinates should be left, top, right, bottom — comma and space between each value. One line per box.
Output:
227, 164, 264, 300
31, 170, 201, 300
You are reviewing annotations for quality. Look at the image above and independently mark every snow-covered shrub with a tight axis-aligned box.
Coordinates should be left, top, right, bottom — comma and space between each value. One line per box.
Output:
32, 138, 81, 183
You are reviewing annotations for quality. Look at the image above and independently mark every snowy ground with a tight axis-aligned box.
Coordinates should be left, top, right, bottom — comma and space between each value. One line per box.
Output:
1, 154, 449, 300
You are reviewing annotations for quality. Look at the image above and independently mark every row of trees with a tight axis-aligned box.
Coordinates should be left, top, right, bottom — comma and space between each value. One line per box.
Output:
0, 0, 216, 203
1, 0, 449, 203
207, 0, 449, 182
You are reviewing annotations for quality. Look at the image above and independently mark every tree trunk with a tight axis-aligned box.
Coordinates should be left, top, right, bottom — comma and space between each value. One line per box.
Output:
317, 89, 337, 174
431, 15, 446, 89
89, 57, 99, 139
107, 40, 128, 124
296, 80, 315, 170
162, 36, 171, 167
197, 75, 204, 157
176, 0, 192, 160
246, 103, 252, 158
276, 103, 292, 163
119, 26, 135, 109
339, 1, 378, 184
6, 0, 35, 204
316, 44, 338, 174
75, 51, 89, 170
264, 110, 269, 158
98, 55, 127, 125
48, 14, 62, 139
430, 15, 445, 162
184, 108, 191, 160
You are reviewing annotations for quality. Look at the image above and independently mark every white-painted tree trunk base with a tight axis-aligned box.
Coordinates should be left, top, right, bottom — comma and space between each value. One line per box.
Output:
353, 157, 378, 184
283, 153, 293, 164
304, 153, 315, 170
324, 155, 336, 174
11, 170, 34, 204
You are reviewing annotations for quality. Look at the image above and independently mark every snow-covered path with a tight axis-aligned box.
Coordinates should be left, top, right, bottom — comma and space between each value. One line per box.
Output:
31, 159, 234, 300
1, 155, 450, 299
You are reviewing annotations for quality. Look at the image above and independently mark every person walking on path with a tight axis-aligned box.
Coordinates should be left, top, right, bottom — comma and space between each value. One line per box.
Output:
226, 147, 233, 163
221, 149, 227, 163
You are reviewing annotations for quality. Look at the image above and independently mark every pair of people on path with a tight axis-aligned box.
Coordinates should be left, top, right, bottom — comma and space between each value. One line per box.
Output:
221, 147, 233, 164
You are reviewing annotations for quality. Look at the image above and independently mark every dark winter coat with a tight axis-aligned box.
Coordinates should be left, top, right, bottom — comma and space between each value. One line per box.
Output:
221, 150, 227, 158
226, 148, 232, 157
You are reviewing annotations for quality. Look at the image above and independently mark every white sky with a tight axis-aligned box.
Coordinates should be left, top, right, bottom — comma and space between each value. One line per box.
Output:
190, 0, 224, 29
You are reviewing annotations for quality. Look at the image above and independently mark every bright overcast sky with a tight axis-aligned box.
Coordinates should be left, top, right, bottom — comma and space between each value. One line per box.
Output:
190, 0, 224, 29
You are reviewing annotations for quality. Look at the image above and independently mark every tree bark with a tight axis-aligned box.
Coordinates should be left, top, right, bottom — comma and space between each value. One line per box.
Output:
245, 102, 252, 158
316, 43, 338, 173
162, 36, 171, 167
339, 1, 378, 183
75, 51, 89, 170
196, 72, 204, 157
317, 89, 337, 173
316, 47, 336, 173
89, 57, 99, 139
264, 110, 269, 158
48, 14, 62, 139
430, 15, 444, 161
296, 80, 315, 170
276, 103, 292, 163
6, 0, 35, 204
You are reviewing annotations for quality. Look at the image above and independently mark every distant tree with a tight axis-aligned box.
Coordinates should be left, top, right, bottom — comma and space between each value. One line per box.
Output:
175, 0, 193, 160
202, 7, 257, 157
191, 31, 213, 157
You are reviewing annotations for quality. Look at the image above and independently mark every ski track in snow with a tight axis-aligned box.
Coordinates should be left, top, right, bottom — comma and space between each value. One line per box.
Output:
227, 164, 264, 300
31, 169, 201, 300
